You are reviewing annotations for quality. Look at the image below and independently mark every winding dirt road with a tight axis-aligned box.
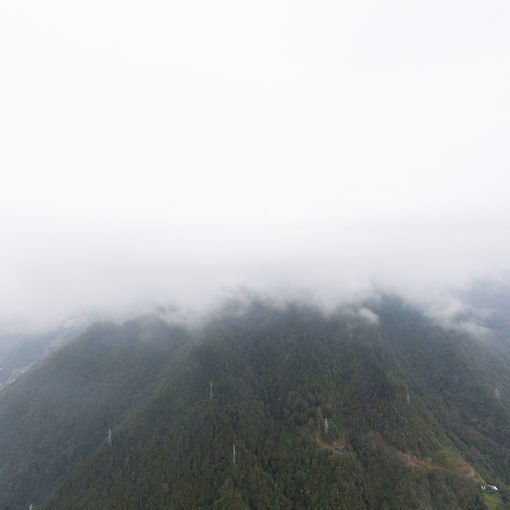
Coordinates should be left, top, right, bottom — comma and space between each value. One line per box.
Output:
315, 429, 484, 484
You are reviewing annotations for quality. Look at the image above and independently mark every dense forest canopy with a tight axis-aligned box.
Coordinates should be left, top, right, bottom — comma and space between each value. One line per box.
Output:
0, 296, 508, 509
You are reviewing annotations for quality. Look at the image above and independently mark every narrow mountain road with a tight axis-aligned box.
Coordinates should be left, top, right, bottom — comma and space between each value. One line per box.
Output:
315, 429, 484, 484
314, 429, 345, 451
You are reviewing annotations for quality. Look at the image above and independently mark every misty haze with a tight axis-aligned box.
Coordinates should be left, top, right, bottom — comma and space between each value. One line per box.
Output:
0, 0, 509, 509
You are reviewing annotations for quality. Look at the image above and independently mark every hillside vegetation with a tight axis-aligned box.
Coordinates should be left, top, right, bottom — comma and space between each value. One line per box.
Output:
0, 297, 509, 509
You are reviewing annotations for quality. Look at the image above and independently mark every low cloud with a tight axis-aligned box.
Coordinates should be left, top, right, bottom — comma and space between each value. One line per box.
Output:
356, 308, 380, 325
1, 1, 510, 332
1, 218, 509, 332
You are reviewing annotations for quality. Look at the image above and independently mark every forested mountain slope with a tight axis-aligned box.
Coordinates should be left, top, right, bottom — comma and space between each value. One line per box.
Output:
0, 318, 88, 389
0, 298, 509, 509
0, 316, 188, 510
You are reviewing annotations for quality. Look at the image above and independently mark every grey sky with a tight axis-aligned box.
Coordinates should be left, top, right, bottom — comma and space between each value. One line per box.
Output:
1, 1, 510, 328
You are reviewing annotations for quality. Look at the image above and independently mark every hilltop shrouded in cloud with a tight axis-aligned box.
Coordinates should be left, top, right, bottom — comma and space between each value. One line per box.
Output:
1, 219, 509, 331
1, 0, 510, 329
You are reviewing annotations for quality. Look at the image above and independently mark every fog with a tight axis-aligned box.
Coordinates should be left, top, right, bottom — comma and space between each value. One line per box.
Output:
1, 1, 510, 331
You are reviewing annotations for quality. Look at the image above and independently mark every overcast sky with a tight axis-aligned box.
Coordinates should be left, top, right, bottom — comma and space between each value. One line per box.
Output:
1, 1, 510, 328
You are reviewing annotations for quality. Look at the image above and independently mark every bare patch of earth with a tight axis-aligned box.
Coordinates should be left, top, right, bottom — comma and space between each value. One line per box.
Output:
315, 429, 484, 484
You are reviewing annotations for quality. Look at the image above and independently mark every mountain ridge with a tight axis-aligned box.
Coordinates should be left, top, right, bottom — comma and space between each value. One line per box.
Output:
0, 296, 508, 509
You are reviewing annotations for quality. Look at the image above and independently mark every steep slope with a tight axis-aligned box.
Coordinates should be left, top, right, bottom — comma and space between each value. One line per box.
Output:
464, 280, 510, 353
0, 318, 88, 389
0, 315, 188, 510
35, 299, 510, 510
